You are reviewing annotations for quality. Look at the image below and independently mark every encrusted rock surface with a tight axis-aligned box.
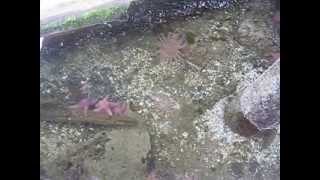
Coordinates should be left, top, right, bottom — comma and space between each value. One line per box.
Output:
240, 59, 280, 130
41, 127, 150, 180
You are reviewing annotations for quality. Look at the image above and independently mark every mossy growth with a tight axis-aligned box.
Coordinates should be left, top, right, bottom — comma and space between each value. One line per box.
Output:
41, 5, 128, 35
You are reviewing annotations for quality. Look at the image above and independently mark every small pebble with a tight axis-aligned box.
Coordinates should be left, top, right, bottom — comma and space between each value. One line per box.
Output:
182, 132, 189, 138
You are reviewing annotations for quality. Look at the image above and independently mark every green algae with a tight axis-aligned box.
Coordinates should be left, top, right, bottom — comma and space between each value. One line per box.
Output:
41, 5, 128, 35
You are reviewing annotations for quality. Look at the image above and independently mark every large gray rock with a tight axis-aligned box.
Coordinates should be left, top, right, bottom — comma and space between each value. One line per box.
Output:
192, 60, 280, 180
239, 59, 280, 130
41, 128, 150, 180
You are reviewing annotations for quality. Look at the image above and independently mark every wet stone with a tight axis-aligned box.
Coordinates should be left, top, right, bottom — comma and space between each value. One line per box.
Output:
240, 59, 280, 130
42, 128, 150, 180
230, 162, 245, 179
224, 111, 260, 138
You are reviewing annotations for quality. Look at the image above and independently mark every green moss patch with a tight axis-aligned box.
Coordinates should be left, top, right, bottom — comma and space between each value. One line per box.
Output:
41, 5, 128, 35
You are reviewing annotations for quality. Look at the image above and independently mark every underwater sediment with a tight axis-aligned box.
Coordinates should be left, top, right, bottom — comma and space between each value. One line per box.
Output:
40, 0, 280, 179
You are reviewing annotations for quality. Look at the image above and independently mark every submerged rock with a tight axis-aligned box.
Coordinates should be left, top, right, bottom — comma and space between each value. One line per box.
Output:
127, 0, 236, 24
239, 59, 280, 130
42, 129, 150, 180
192, 59, 280, 179
194, 94, 280, 180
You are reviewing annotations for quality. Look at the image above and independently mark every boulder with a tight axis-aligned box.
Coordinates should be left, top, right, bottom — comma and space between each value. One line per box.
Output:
239, 59, 280, 130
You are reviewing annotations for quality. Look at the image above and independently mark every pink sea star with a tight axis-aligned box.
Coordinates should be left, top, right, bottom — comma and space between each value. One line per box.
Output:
149, 92, 180, 117
69, 98, 96, 116
158, 32, 189, 61
111, 102, 128, 116
94, 96, 129, 117
93, 97, 116, 116
70, 96, 128, 118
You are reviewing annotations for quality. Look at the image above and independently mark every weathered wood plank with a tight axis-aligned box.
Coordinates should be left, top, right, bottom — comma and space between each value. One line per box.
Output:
40, 97, 139, 127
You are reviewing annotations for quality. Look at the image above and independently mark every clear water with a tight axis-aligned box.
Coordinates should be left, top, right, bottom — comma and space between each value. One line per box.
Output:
40, 1, 280, 179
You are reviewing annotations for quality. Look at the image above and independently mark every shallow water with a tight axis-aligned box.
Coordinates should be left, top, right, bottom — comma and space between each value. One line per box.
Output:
40, 0, 280, 179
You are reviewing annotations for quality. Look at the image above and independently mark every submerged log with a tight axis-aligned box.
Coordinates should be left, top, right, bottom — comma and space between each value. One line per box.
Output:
40, 98, 139, 127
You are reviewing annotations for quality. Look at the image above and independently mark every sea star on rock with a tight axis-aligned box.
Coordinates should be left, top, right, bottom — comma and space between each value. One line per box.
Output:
158, 32, 189, 61
93, 97, 116, 116
111, 102, 128, 116
69, 98, 96, 116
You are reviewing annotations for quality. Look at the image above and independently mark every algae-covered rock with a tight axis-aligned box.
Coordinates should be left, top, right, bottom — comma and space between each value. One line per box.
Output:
239, 59, 280, 130
192, 59, 280, 179
42, 128, 150, 180
194, 95, 279, 180
99, 128, 151, 179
